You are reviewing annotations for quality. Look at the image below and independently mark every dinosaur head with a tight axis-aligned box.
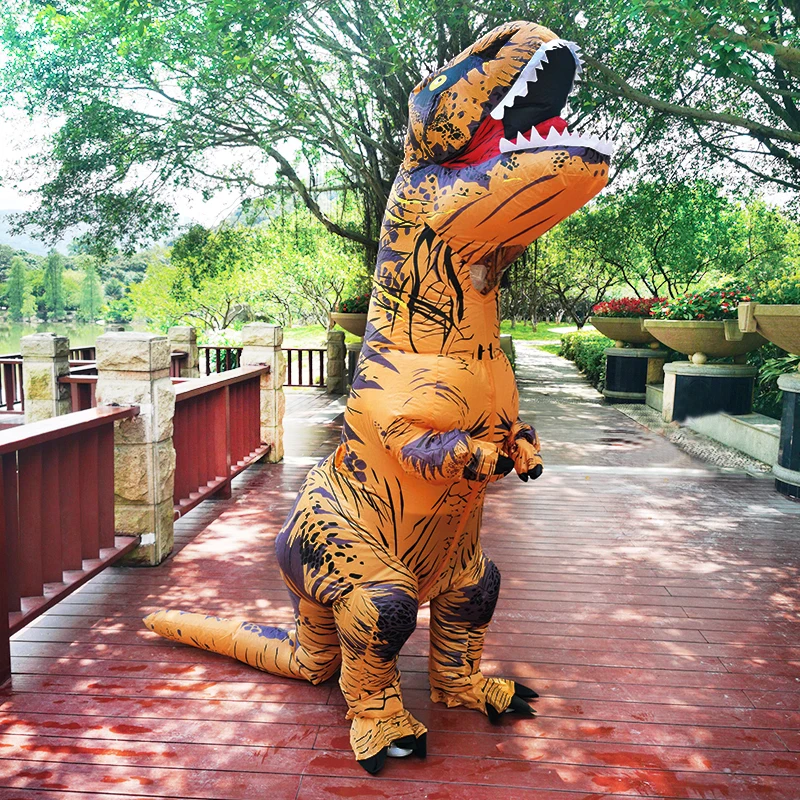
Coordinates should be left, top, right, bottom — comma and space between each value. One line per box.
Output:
399, 21, 611, 280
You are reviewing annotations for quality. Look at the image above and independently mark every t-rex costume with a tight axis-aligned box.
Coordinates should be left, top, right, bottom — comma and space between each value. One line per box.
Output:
144, 20, 610, 774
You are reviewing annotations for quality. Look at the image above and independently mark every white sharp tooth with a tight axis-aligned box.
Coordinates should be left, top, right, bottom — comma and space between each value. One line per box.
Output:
516, 131, 530, 145
545, 126, 561, 143
540, 53, 549, 64
490, 105, 505, 120
528, 127, 546, 146
499, 137, 514, 153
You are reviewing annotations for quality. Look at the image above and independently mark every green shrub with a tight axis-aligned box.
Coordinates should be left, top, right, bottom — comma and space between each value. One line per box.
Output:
749, 344, 800, 419
758, 272, 800, 304
560, 331, 613, 389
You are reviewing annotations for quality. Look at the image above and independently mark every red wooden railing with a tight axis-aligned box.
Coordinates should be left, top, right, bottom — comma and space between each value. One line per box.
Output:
285, 348, 326, 387
0, 405, 140, 685
199, 345, 242, 375
0, 356, 23, 413
69, 346, 96, 361
170, 350, 189, 378
60, 363, 98, 413
173, 365, 270, 518
200, 345, 325, 387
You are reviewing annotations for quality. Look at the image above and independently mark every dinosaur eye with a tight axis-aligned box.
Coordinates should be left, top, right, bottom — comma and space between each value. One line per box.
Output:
428, 74, 448, 92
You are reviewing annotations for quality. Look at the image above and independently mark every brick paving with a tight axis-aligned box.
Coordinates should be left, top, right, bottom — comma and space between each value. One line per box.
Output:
2, 348, 800, 798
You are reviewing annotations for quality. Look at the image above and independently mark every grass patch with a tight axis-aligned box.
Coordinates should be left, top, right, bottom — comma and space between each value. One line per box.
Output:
282, 324, 361, 348
536, 344, 562, 355
500, 320, 595, 341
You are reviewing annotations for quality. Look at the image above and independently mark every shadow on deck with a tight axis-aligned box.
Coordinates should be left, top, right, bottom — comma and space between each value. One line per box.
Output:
2, 362, 800, 799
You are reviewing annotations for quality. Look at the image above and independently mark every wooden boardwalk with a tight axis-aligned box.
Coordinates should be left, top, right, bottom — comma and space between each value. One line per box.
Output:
2, 352, 800, 799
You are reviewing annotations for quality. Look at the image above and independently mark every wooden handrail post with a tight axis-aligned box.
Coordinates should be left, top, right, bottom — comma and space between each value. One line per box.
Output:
21, 333, 71, 422
241, 324, 285, 463
326, 330, 347, 395
167, 326, 200, 378
0, 481, 9, 687
95, 333, 176, 566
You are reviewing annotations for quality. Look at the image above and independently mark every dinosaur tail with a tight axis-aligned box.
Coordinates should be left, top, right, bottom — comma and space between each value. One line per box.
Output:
143, 609, 298, 675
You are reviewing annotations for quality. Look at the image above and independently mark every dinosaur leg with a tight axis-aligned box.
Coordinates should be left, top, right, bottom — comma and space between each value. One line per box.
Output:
332, 582, 427, 774
429, 554, 537, 720
143, 590, 341, 685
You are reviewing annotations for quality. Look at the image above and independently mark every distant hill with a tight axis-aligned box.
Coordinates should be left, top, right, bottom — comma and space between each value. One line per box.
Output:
0, 209, 79, 255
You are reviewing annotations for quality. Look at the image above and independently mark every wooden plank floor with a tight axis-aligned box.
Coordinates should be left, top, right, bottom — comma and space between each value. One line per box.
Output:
2, 354, 800, 799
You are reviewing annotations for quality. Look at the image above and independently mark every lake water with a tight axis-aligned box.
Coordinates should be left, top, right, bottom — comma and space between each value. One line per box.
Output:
0, 322, 131, 354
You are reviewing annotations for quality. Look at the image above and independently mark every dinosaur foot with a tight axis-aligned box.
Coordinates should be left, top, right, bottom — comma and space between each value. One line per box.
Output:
358, 733, 427, 775
486, 681, 538, 725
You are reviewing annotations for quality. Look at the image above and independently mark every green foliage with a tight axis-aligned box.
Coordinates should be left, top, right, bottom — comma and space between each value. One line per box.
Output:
750, 346, 800, 419
758, 272, 800, 305
575, 181, 748, 298
652, 283, 756, 320
43, 249, 65, 320
3, 0, 798, 257
130, 212, 365, 331
103, 294, 135, 323
78, 259, 103, 322
559, 331, 613, 388
6, 256, 27, 322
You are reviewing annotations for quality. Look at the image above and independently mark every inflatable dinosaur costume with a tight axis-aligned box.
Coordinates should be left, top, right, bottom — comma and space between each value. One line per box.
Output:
145, 20, 611, 774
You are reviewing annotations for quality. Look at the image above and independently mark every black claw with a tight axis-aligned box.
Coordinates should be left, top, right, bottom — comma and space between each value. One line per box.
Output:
519, 472, 529, 482
358, 746, 388, 775
528, 465, 543, 480
509, 695, 536, 716
414, 732, 427, 758
514, 681, 539, 699
494, 454, 514, 476
393, 735, 415, 750
486, 700, 503, 725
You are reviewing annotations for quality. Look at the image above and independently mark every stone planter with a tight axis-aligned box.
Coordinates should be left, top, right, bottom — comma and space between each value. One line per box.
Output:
738, 302, 800, 357
644, 319, 766, 364
330, 312, 368, 338
589, 316, 659, 348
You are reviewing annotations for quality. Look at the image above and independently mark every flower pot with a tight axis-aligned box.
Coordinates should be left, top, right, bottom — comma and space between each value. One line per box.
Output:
589, 316, 658, 347
329, 312, 368, 338
738, 302, 800, 357
644, 319, 766, 364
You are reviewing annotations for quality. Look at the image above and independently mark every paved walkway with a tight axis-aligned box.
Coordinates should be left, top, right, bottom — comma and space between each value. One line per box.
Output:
2, 347, 800, 798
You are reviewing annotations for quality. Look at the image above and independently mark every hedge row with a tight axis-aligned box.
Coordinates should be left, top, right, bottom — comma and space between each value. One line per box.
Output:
559, 331, 613, 389
559, 331, 797, 420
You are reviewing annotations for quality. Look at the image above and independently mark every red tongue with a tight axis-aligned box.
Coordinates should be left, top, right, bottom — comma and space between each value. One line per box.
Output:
445, 115, 569, 169
535, 116, 568, 137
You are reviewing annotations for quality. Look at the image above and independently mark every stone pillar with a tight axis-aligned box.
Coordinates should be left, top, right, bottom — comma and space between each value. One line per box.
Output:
662, 362, 757, 423
21, 333, 71, 422
775, 372, 800, 500
603, 347, 668, 404
167, 325, 200, 378
240, 323, 285, 463
326, 330, 346, 394
95, 332, 175, 566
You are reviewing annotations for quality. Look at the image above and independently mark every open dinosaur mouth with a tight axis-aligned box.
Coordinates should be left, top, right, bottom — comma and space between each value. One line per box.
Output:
446, 38, 613, 168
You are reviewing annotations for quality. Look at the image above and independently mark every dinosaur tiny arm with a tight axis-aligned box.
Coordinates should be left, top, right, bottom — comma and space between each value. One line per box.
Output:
384, 419, 501, 484
505, 420, 544, 479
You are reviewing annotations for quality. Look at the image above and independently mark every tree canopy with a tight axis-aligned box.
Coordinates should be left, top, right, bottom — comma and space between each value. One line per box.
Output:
1, 0, 797, 256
